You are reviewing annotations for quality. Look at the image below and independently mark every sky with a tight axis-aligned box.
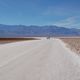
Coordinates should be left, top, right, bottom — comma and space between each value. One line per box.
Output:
0, 0, 80, 28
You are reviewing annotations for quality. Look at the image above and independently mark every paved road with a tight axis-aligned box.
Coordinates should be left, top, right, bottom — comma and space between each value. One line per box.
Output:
0, 38, 80, 80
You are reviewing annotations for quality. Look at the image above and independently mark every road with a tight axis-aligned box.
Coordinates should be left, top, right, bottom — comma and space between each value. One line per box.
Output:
0, 38, 80, 80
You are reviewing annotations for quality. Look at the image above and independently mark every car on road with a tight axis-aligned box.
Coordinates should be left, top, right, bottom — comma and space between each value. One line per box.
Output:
47, 36, 50, 39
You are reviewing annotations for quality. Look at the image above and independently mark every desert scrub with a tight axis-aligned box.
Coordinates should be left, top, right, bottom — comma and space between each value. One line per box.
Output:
60, 38, 80, 54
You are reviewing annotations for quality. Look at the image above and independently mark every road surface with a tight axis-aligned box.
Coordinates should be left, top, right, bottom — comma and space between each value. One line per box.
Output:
0, 38, 80, 80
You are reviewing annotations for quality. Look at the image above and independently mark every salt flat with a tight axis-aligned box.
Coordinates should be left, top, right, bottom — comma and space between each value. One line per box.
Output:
0, 38, 80, 80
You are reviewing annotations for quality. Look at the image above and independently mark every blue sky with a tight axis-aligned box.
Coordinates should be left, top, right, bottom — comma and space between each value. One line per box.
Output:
0, 0, 80, 28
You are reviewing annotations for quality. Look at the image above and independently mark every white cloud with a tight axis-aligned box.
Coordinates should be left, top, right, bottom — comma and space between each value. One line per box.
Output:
54, 16, 80, 28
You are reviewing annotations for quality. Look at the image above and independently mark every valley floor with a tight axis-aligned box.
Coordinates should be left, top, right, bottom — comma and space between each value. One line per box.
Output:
0, 38, 80, 80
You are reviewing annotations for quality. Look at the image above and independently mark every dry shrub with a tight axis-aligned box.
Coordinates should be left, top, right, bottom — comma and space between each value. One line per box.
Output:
60, 38, 80, 54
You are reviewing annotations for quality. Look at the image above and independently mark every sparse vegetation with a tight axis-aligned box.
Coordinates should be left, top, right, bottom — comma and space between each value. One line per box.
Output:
60, 38, 80, 54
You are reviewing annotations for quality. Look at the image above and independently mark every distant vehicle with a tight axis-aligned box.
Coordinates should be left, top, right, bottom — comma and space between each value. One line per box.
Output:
47, 36, 50, 39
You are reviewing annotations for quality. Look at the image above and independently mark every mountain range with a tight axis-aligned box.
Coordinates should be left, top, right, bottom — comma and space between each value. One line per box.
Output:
0, 24, 80, 37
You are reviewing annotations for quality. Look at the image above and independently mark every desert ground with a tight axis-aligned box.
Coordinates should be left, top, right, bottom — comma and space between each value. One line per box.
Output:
0, 38, 38, 44
60, 37, 80, 55
0, 37, 80, 80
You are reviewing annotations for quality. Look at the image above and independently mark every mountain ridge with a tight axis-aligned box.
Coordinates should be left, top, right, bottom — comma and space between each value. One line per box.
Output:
0, 24, 80, 37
